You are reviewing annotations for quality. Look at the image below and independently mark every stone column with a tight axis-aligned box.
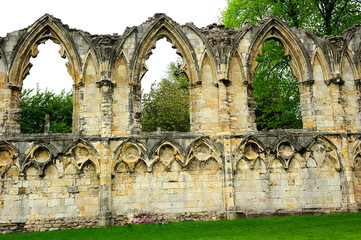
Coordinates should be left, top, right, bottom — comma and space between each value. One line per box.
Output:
0, 86, 21, 136
98, 170, 113, 227
326, 77, 345, 131
72, 82, 83, 134
96, 74, 116, 226
218, 80, 231, 133
244, 81, 257, 131
340, 135, 358, 211
96, 74, 116, 136
189, 81, 201, 132
298, 79, 316, 130
130, 82, 142, 133
222, 136, 236, 219
97, 139, 114, 227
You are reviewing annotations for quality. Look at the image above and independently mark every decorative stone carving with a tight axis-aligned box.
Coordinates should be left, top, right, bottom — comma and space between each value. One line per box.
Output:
151, 142, 183, 171
272, 137, 301, 169
23, 142, 59, 177
33, 147, 51, 163
0, 142, 18, 177
234, 137, 265, 170
306, 136, 340, 171
112, 139, 148, 173
185, 138, 222, 170
63, 139, 100, 174
352, 139, 361, 177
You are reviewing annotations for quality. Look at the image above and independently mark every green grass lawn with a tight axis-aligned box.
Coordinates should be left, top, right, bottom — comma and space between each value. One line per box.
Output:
1, 212, 361, 240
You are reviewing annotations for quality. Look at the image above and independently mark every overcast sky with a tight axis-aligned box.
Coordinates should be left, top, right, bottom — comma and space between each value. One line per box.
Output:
1, 0, 226, 93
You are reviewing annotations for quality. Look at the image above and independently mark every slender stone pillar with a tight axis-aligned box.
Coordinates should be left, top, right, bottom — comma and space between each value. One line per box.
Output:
97, 74, 116, 137
222, 136, 236, 219
327, 77, 345, 131
97, 74, 116, 226
340, 135, 358, 211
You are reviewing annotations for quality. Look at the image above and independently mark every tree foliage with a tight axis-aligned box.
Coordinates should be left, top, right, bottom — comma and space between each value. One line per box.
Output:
221, 0, 361, 36
21, 86, 73, 134
141, 62, 190, 132
221, 0, 311, 29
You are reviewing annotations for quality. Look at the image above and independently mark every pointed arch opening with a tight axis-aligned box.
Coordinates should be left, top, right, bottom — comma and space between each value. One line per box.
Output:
20, 39, 73, 134
252, 39, 302, 130
7, 15, 81, 135
140, 37, 190, 132
129, 17, 198, 133
245, 20, 312, 131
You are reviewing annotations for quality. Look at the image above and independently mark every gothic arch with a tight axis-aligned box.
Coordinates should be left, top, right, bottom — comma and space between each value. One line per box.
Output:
199, 51, 217, 83
22, 141, 59, 176
63, 139, 100, 174
228, 49, 246, 82
185, 137, 222, 167
82, 50, 100, 81
129, 14, 198, 85
123, 14, 200, 132
271, 136, 302, 170
79, 31, 101, 72
111, 26, 136, 70
311, 48, 332, 82
245, 18, 312, 83
111, 139, 149, 173
236, 17, 314, 131
305, 135, 341, 171
184, 22, 218, 79
233, 136, 265, 170
341, 50, 357, 79
112, 51, 130, 85
149, 139, 184, 170
8, 14, 82, 89
150, 139, 185, 159
0, 141, 19, 177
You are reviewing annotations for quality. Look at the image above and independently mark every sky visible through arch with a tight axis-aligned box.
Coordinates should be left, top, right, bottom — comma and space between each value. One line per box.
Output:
1, 0, 226, 94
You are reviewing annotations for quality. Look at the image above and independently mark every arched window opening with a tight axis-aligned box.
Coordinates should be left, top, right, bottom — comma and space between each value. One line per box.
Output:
20, 40, 73, 134
140, 38, 190, 132
253, 39, 302, 130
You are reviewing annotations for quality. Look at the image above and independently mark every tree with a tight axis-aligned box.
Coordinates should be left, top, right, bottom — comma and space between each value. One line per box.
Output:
141, 62, 190, 132
220, 0, 311, 29
221, 0, 361, 35
312, 0, 361, 35
220, 0, 361, 130
21, 86, 73, 134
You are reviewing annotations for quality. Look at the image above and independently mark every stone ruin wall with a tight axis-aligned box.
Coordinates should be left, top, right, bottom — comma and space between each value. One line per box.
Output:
0, 13, 361, 232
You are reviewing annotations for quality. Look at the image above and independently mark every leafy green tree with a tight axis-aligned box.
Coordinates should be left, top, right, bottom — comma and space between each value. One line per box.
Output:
21, 86, 73, 134
221, 0, 311, 29
141, 62, 190, 132
221, 0, 361, 35
312, 0, 361, 35
220, 0, 361, 130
